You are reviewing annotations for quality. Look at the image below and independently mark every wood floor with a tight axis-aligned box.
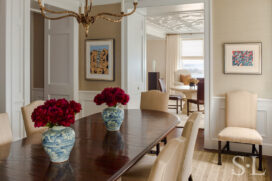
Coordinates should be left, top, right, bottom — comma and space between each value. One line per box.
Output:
167, 128, 272, 181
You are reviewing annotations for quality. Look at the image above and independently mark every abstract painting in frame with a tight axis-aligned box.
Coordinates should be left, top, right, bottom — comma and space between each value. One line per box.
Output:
86, 39, 115, 81
224, 43, 262, 74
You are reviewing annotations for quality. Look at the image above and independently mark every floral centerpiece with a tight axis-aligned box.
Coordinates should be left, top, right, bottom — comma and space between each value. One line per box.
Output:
32, 99, 81, 163
94, 87, 129, 131
189, 78, 199, 87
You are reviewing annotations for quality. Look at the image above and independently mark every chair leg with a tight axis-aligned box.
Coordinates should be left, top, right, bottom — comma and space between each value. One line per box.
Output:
188, 174, 193, 181
187, 101, 190, 116
176, 100, 179, 114
226, 141, 230, 151
180, 99, 183, 111
258, 145, 263, 171
156, 143, 160, 156
218, 141, 222, 165
162, 137, 167, 145
197, 103, 200, 111
252, 144, 256, 154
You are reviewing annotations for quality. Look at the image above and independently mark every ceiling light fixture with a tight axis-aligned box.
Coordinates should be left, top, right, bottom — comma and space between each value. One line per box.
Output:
38, 0, 138, 37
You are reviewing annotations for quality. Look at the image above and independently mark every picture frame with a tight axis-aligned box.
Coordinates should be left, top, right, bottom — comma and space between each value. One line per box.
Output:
85, 39, 115, 81
224, 43, 262, 75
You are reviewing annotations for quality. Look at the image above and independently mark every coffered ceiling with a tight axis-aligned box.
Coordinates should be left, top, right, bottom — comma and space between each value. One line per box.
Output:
146, 3, 204, 34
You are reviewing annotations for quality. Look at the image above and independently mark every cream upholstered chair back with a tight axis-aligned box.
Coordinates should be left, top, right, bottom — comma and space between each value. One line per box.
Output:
148, 137, 186, 181
226, 90, 257, 129
140, 90, 169, 112
21, 100, 47, 137
0, 113, 13, 145
179, 112, 201, 181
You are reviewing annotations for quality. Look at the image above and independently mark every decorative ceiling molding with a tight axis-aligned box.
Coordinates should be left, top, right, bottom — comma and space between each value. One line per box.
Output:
146, 10, 204, 34
146, 23, 166, 39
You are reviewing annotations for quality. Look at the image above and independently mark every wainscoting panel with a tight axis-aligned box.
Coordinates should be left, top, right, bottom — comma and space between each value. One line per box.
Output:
78, 91, 107, 119
207, 97, 272, 156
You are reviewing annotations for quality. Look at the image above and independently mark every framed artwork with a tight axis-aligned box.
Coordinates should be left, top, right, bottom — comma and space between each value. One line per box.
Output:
85, 39, 115, 81
224, 43, 262, 74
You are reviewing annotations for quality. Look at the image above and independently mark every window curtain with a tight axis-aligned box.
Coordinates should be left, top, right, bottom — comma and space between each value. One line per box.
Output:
166, 34, 181, 91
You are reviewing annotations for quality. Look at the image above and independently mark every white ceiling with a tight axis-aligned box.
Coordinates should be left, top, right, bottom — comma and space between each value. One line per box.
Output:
146, 3, 204, 34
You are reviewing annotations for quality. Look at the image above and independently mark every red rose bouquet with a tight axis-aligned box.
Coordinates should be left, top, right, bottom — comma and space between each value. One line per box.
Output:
94, 87, 130, 107
31, 99, 82, 128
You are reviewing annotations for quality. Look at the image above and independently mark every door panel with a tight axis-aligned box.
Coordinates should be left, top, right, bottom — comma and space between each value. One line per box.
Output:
44, 17, 77, 100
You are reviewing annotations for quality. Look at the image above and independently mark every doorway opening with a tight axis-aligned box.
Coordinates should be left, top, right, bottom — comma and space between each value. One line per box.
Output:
30, 11, 45, 102
143, 3, 205, 129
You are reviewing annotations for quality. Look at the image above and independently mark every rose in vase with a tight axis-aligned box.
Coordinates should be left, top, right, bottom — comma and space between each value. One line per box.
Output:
94, 87, 130, 131
31, 99, 82, 163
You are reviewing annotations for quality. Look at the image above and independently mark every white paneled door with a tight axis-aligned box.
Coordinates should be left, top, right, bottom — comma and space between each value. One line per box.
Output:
122, 11, 146, 109
44, 17, 78, 100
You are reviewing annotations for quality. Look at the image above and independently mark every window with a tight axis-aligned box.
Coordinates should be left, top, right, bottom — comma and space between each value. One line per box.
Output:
179, 39, 204, 78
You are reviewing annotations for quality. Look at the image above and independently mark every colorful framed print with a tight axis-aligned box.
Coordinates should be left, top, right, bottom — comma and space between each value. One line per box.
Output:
224, 43, 262, 75
85, 39, 115, 81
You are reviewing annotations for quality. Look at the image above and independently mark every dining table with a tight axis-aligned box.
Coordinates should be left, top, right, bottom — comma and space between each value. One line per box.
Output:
0, 109, 179, 181
171, 85, 198, 114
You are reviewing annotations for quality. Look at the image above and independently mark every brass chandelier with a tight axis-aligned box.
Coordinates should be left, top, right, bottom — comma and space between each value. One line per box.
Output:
38, 0, 138, 37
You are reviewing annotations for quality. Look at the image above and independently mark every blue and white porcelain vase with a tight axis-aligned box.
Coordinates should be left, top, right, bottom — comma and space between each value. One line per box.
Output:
42, 126, 75, 163
102, 107, 124, 131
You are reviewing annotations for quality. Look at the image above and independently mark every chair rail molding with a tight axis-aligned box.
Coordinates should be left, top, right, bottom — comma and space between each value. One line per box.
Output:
1, 0, 31, 140
207, 97, 272, 156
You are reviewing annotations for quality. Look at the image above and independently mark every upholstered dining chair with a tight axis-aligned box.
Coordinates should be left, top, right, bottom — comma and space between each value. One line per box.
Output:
122, 112, 201, 181
179, 112, 201, 181
187, 78, 204, 116
140, 90, 169, 155
140, 90, 169, 113
158, 78, 183, 114
0, 113, 13, 145
21, 100, 47, 137
122, 137, 186, 181
218, 90, 263, 171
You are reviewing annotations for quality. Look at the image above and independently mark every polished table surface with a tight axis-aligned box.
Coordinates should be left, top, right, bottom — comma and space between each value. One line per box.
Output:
0, 109, 179, 181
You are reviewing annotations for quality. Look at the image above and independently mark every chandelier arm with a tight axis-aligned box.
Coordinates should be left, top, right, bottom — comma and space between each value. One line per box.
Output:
96, 16, 123, 23
43, 8, 79, 17
41, 12, 79, 21
85, 0, 88, 14
87, 0, 93, 15
95, 3, 137, 18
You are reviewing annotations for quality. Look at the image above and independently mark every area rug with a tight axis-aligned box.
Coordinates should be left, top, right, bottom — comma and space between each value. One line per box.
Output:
192, 151, 270, 181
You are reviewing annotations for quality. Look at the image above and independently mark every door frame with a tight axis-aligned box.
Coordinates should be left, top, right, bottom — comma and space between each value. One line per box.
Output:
122, 0, 213, 149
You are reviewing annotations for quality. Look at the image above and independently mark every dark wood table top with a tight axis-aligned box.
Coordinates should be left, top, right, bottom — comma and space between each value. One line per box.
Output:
0, 109, 179, 181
